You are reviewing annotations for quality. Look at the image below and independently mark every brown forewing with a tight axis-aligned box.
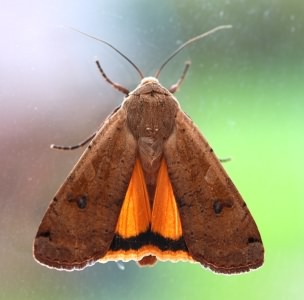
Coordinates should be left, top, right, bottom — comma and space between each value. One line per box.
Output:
164, 110, 264, 274
34, 107, 137, 270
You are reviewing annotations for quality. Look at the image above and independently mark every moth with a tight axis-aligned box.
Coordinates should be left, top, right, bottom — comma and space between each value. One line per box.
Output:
34, 25, 264, 274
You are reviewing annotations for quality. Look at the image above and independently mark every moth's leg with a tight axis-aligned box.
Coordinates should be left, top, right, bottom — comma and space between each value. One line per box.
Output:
220, 157, 231, 163
96, 61, 130, 95
169, 61, 191, 93
50, 132, 96, 150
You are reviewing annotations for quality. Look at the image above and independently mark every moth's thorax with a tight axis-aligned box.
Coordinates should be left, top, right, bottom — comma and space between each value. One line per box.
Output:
123, 77, 179, 141
122, 77, 180, 194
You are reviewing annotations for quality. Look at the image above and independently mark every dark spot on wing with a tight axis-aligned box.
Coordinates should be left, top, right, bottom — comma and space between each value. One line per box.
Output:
77, 196, 87, 209
212, 199, 233, 215
247, 237, 261, 244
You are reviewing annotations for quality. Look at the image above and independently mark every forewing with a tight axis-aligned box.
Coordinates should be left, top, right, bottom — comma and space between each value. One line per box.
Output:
164, 110, 264, 274
34, 107, 137, 270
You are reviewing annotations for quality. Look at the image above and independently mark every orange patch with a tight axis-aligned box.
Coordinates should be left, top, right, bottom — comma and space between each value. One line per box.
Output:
103, 158, 190, 265
115, 159, 151, 238
151, 159, 183, 240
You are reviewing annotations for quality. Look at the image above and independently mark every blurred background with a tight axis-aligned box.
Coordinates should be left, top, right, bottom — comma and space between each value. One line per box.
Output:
1, 0, 303, 299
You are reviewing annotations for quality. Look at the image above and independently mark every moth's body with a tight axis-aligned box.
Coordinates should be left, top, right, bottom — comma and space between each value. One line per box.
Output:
124, 77, 179, 202
34, 27, 264, 274
34, 77, 264, 273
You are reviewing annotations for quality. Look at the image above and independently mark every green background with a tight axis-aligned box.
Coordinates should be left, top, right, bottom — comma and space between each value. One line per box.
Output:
1, 0, 303, 299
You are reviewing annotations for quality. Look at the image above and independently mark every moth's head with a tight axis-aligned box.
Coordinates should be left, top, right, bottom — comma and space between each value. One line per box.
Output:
140, 77, 159, 85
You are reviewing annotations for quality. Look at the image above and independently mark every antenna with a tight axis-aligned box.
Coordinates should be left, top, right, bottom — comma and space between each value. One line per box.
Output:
155, 25, 232, 78
70, 28, 144, 79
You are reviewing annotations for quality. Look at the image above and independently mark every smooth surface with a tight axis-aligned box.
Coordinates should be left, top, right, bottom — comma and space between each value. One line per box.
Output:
1, 0, 303, 299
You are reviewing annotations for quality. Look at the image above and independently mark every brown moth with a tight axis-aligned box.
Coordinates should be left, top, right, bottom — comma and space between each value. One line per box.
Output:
34, 25, 264, 274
